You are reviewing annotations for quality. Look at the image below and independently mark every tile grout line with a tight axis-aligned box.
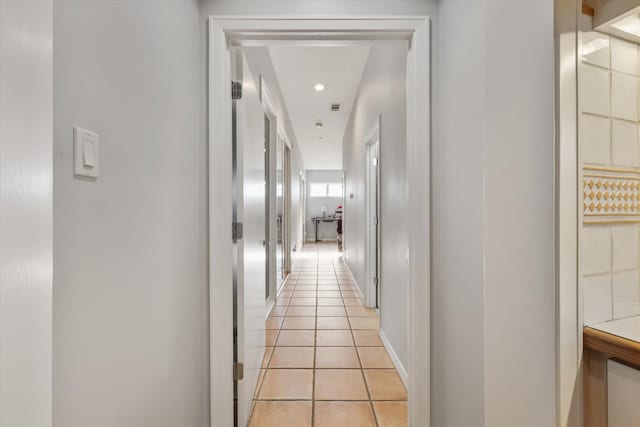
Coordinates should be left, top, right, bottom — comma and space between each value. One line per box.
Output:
338, 259, 381, 427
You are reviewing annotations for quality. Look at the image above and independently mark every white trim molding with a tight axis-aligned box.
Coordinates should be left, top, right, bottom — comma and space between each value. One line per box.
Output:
380, 328, 409, 387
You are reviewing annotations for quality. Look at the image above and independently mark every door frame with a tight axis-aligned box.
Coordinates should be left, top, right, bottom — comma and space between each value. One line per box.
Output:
365, 117, 381, 309
260, 78, 279, 304
208, 16, 430, 427
555, 1, 581, 426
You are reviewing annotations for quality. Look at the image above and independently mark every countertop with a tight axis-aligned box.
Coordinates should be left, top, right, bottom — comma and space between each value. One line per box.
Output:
590, 316, 640, 343
584, 316, 640, 368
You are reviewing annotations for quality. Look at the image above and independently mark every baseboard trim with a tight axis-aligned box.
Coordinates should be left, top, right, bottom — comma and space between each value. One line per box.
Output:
265, 297, 275, 319
379, 328, 408, 388
341, 258, 365, 302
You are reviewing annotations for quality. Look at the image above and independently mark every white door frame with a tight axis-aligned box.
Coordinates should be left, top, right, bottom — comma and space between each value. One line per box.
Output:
208, 16, 430, 426
555, 1, 581, 426
365, 117, 381, 309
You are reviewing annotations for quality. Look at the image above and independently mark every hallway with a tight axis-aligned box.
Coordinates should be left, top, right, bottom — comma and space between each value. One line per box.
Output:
249, 243, 407, 426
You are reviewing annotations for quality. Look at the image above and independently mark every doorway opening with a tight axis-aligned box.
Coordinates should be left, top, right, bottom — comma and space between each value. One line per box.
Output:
209, 17, 430, 427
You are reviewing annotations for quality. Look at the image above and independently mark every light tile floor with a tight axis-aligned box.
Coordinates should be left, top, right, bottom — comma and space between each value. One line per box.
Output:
249, 243, 408, 427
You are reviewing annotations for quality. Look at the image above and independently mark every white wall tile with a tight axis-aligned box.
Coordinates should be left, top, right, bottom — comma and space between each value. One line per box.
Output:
583, 274, 613, 324
582, 31, 610, 69
580, 114, 610, 164
580, 65, 610, 116
582, 225, 611, 275
611, 38, 638, 75
611, 120, 640, 167
613, 270, 640, 318
612, 224, 640, 271
612, 73, 638, 121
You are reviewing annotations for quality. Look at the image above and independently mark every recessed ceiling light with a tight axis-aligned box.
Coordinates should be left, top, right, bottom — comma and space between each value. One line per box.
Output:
316, 122, 323, 128
314, 83, 325, 92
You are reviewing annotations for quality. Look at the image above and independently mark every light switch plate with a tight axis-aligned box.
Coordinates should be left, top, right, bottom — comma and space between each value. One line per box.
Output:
74, 126, 99, 178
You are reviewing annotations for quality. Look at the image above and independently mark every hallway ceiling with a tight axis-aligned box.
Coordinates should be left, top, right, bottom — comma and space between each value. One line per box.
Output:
268, 46, 370, 170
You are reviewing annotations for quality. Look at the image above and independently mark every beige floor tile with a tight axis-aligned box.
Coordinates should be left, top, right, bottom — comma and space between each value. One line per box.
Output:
286, 306, 316, 317
266, 329, 278, 347
275, 298, 290, 306
262, 347, 274, 368
317, 306, 347, 317
317, 285, 341, 290
253, 369, 266, 399
349, 317, 379, 330
314, 401, 376, 427
363, 370, 407, 401
317, 298, 344, 306
316, 330, 354, 346
295, 285, 317, 291
292, 290, 316, 298
282, 316, 316, 330
357, 347, 395, 369
317, 290, 342, 298
352, 330, 384, 347
316, 316, 351, 330
290, 297, 316, 306
341, 291, 358, 298
276, 330, 315, 346
346, 307, 377, 317
315, 369, 369, 400
269, 347, 315, 368
372, 401, 408, 427
259, 369, 313, 400
266, 317, 284, 330
343, 298, 363, 307
249, 401, 312, 427
269, 306, 287, 317
315, 346, 361, 368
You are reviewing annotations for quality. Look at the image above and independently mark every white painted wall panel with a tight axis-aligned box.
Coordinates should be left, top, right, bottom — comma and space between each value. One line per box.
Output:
431, 3, 486, 426
53, 2, 208, 426
483, 2, 555, 426
342, 43, 409, 370
608, 360, 640, 427
0, 2, 53, 426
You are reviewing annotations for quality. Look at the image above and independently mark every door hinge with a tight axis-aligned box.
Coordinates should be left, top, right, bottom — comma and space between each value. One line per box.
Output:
232, 222, 243, 241
374, 277, 379, 287
231, 81, 242, 100
234, 362, 244, 381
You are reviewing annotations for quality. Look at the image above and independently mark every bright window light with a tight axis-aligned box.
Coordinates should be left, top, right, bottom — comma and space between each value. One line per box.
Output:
612, 14, 640, 37
327, 183, 343, 198
309, 182, 343, 198
310, 183, 328, 197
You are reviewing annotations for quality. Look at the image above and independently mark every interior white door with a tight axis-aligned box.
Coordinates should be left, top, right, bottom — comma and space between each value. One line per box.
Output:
234, 52, 266, 427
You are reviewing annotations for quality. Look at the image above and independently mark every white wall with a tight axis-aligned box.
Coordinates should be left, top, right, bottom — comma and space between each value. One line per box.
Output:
435, 2, 556, 427
305, 170, 344, 241
53, 2, 209, 426
242, 47, 306, 255
342, 43, 409, 371
0, 2, 53, 426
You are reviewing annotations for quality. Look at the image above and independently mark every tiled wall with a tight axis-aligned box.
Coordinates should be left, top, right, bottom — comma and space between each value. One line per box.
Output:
580, 30, 640, 325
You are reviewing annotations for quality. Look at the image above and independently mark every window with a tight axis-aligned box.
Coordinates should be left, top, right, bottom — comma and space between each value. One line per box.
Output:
309, 182, 343, 198
327, 183, 343, 198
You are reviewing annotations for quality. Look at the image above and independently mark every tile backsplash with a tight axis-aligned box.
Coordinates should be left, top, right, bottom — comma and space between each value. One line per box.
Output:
580, 30, 640, 325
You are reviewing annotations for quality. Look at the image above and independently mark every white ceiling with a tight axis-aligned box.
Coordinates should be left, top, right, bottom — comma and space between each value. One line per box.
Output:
268, 46, 370, 170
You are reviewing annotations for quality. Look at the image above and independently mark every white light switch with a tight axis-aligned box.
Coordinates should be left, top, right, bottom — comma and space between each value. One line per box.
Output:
74, 127, 99, 178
